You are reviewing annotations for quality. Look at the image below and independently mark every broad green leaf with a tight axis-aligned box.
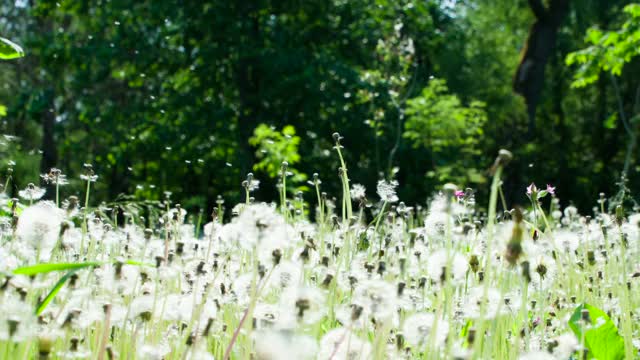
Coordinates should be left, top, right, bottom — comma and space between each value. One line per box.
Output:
0, 105, 6, 117
0, 37, 25, 60
36, 270, 78, 315
13, 262, 101, 276
568, 303, 625, 360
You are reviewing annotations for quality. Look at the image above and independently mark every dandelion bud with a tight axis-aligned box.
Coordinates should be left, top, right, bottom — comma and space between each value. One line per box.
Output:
321, 256, 329, 267
7, 318, 19, 337
70, 337, 80, 351
614, 204, 624, 226
38, 335, 53, 359
295, 298, 310, 319
399, 257, 406, 274
587, 251, 595, 265
535, 263, 547, 279
322, 273, 334, 287
203, 318, 214, 337
377, 261, 386, 275
364, 262, 374, 273
0, 276, 10, 291
69, 273, 79, 288
546, 339, 559, 353
348, 275, 358, 289
469, 255, 480, 273
155, 256, 164, 268
351, 304, 363, 321
272, 249, 282, 265
581, 309, 591, 323
521, 261, 531, 283
18, 288, 27, 301
467, 328, 476, 345
397, 281, 406, 296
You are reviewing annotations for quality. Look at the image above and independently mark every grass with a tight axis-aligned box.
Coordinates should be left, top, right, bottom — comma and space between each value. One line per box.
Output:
0, 138, 638, 360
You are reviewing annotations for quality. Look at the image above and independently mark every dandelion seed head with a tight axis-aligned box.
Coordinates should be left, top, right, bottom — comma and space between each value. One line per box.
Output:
18, 183, 46, 201
403, 313, 449, 348
350, 184, 366, 200
376, 179, 399, 203
317, 328, 372, 360
353, 279, 397, 323
15, 201, 63, 261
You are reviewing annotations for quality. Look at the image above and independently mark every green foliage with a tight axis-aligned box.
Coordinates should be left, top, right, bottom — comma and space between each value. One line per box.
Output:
0, 37, 24, 60
249, 124, 308, 190
404, 79, 487, 185
566, 4, 640, 88
568, 303, 626, 360
249, 124, 301, 178
0, 0, 638, 212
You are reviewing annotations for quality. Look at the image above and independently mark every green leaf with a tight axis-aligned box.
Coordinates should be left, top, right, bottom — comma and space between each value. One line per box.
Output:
568, 303, 625, 360
0, 37, 25, 60
0, 105, 6, 117
604, 113, 618, 129
36, 270, 78, 315
13, 262, 101, 276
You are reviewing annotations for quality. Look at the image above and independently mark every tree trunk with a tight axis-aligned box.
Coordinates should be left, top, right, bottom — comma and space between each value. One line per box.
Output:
514, 0, 570, 136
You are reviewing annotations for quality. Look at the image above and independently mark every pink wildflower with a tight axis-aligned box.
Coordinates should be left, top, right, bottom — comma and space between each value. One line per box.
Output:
546, 184, 555, 195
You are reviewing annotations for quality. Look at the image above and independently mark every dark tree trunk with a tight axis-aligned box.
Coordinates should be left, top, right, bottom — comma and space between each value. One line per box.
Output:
40, 89, 57, 175
236, 12, 262, 178
514, 0, 570, 136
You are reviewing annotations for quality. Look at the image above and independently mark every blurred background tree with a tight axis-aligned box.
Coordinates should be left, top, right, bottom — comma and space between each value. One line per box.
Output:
0, 0, 638, 215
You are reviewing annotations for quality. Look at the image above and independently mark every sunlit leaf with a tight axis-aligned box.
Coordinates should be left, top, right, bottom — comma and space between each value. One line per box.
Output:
568, 303, 625, 360
0, 37, 25, 60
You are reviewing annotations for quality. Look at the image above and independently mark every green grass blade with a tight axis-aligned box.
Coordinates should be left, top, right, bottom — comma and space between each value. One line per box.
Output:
36, 270, 78, 315
13, 262, 101, 276
0, 37, 25, 60
123, 259, 155, 267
